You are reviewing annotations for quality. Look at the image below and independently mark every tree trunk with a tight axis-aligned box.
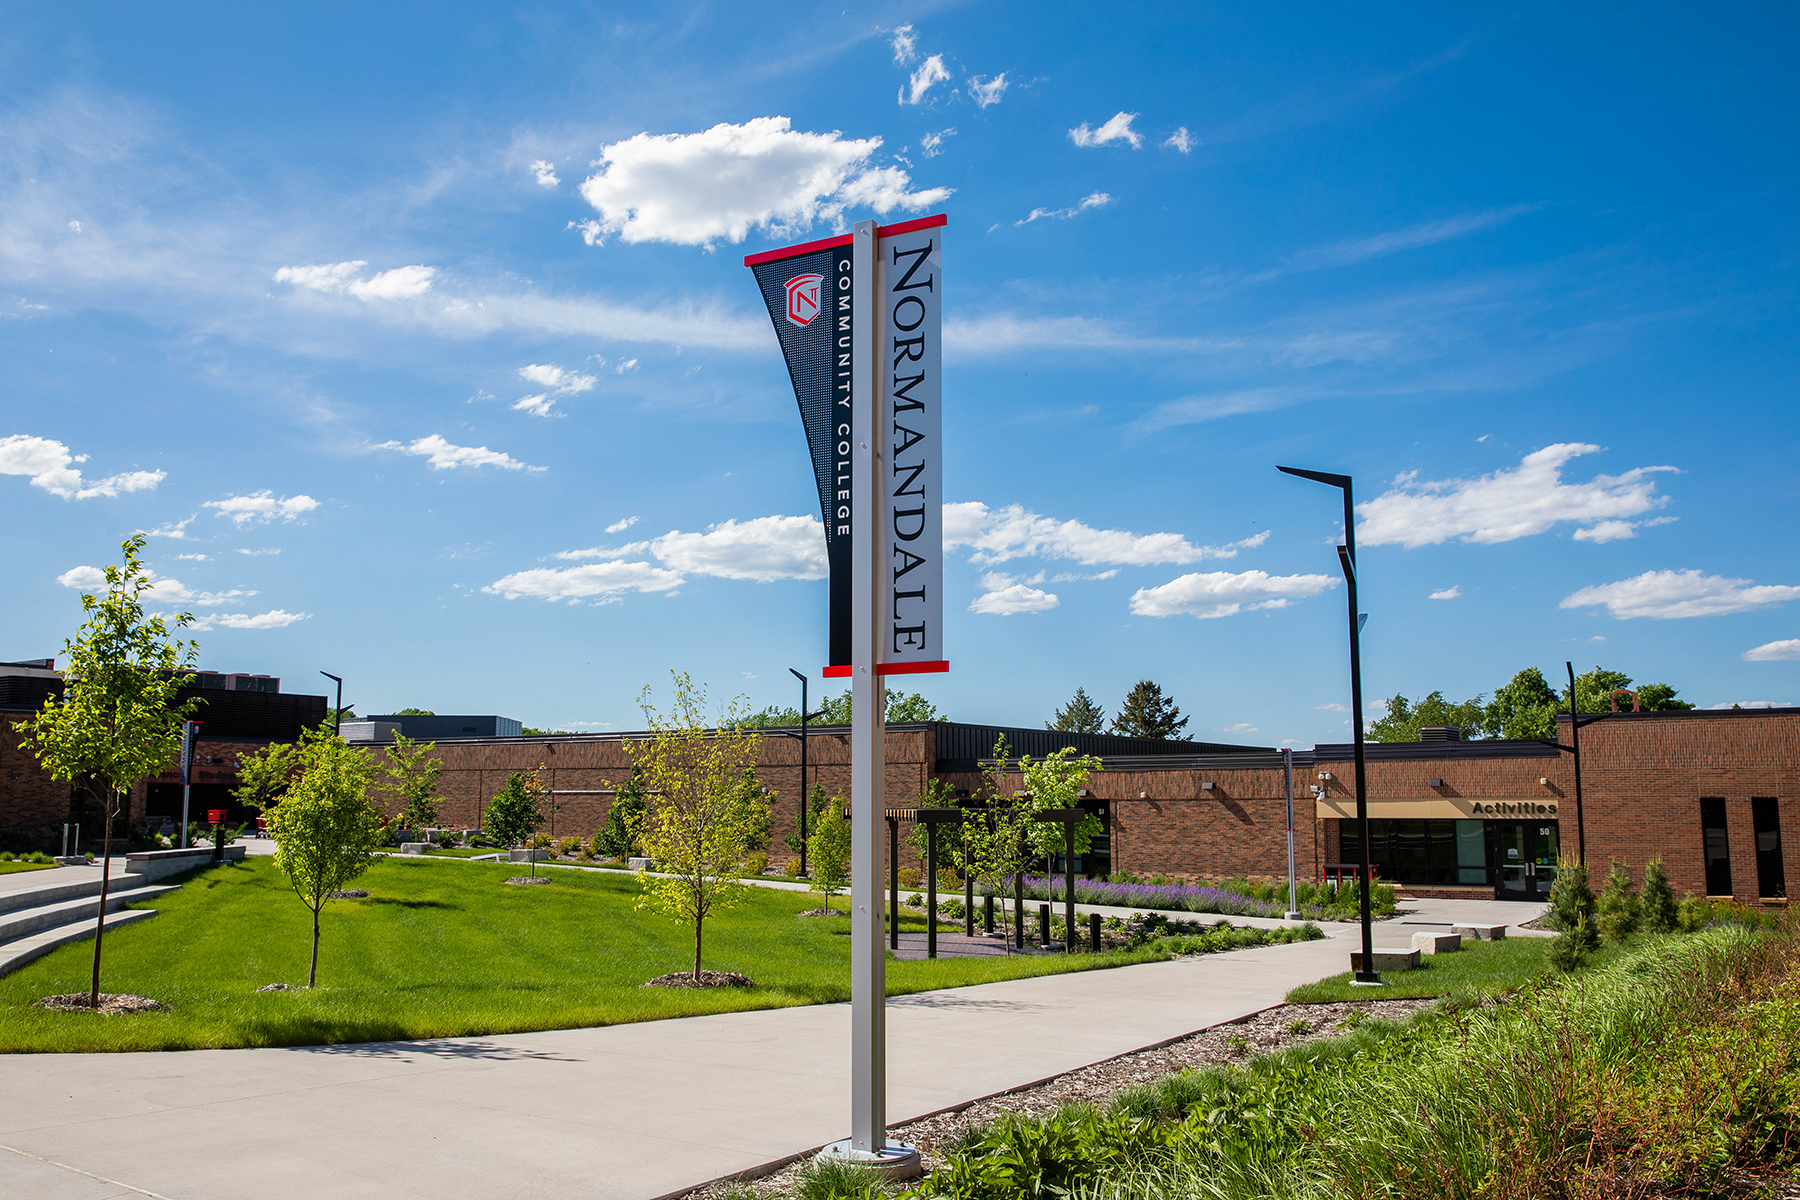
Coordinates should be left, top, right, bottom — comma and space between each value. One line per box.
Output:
309, 902, 321, 987
89, 789, 117, 1009
692, 914, 703, 981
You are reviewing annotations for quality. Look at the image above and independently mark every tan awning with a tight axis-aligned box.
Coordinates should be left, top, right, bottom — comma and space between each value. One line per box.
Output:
1315, 796, 1561, 821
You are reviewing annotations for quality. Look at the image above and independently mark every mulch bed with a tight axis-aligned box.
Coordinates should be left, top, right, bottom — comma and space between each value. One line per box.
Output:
505, 877, 550, 886
796, 908, 844, 917
327, 889, 369, 898
690, 997, 1433, 1198
33, 993, 170, 1015
642, 971, 755, 990
256, 983, 293, 992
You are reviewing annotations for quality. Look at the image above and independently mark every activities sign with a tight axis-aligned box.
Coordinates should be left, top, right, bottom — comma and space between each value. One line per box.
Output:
745, 215, 947, 679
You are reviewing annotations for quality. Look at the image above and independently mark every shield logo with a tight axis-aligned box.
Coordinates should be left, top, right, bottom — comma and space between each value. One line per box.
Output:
784, 273, 824, 327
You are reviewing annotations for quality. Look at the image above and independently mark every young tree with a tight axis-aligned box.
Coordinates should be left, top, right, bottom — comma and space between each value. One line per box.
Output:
1546, 856, 1599, 950
1640, 857, 1679, 933
1483, 668, 1559, 739
233, 741, 298, 814
20, 535, 199, 1010
381, 731, 444, 832
811, 689, 943, 725
1596, 859, 1641, 944
1015, 747, 1106, 865
1047, 687, 1106, 734
485, 770, 549, 874
1110, 681, 1188, 739
1368, 691, 1487, 742
596, 767, 648, 859
783, 781, 831, 858
625, 671, 771, 981
806, 796, 852, 909
268, 728, 386, 986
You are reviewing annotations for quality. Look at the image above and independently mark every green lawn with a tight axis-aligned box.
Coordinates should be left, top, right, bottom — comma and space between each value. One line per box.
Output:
1287, 934, 1628, 1004
0, 856, 1169, 1053
0, 861, 56, 875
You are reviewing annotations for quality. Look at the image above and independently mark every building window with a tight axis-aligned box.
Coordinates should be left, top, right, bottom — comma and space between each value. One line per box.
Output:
1752, 797, 1786, 899
1700, 797, 1733, 897
1342, 819, 1484, 885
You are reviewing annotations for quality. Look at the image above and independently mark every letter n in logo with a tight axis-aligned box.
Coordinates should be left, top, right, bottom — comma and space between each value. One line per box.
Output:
785, 273, 824, 326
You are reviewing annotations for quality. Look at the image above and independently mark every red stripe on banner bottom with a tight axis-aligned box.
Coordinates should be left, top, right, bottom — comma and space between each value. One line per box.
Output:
820, 661, 950, 677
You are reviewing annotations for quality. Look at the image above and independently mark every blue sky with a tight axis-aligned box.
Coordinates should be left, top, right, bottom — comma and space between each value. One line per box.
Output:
3, 3, 1797, 743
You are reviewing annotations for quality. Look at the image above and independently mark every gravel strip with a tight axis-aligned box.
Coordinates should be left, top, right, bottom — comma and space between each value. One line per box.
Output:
690, 997, 1434, 1198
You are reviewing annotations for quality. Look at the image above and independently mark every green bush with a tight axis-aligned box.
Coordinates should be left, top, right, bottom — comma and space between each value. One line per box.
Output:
1596, 859, 1640, 944
1640, 857, 1678, 933
1545, 856, 1598, 949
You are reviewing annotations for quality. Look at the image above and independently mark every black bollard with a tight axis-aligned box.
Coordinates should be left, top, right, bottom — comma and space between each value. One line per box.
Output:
964, 869, 975, 937
926, 820, 938, 960
1089, 912, 1101, 953
1014, 869, 1025, 950
1039, 903, 1052, 948
983, 893, 995, 935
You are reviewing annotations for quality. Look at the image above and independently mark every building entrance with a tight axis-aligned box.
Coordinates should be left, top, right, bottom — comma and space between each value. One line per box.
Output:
1491, 821, 1559, 900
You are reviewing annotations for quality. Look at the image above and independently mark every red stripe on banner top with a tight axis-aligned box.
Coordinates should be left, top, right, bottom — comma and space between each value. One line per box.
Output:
743, 233, 854, 267
741, 214, 947, 266
820, 661, 951, 678
876, 213, 948, 238
822, 664, 852, 678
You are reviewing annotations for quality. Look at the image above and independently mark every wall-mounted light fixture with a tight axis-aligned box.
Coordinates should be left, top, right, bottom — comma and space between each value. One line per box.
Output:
1200, 781, 1215, 791
1138, 791, 1148, 799
1076, 788, 1090, 798
1426, 778, 1443, 787
1539, 777, 1550, 786
1318, 771, 1333, 781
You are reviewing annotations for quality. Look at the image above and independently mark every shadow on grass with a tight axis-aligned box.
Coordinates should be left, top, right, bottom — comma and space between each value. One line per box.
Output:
888, 993, 1050, 1012
362, 898, 458, 910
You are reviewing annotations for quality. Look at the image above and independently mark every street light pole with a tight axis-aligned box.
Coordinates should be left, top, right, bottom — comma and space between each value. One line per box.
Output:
1566, 661, 1586, 865
319, 671, 343, 736
1278, 465, 1381, 986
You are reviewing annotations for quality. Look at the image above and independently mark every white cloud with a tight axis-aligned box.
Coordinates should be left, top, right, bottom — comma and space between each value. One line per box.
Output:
204, 490, 319, 526
1744, 639, 1800, 662
576, 117, 949, 248
236, 548, 280, 556
1709, 700, 1794, 710
272, 261, 437, 301
1016, 192, 1113, 226
1129, 570, 1337, 620
1571, 520, 1637, 543
68, 220, 82, 233
570, 219, 605, 246
58, 564, 252, 607
1562, 570, 1800, 620
1315, 702, 1350, 712
1356, 444, 1676, 548
512, 362, 597, 418
1220, 722, 1258, 734
484, 560, 684, 602
1164, 127, 1195, 153
190, 609, 311, 631
530, 159, 560, 188
1300, 205, 1539, 268
901, 55, 951, 105
176, 552, 210, 561
1428, 585, 1462, 600
650, 515, 826, 581
890, 24, 917, 64
1742, 636, 1800, 665
945, 501, 1269, 567
920, 129, 956, 158
1069, 112, 1143, 149
968, 74, 1009, 107
379, 435, 543, 472
555, 541, 650, 560
969, 572, 1059, 615
0, 434, 165, 500
605, 516, 639, 534
141, 515, 194, 538
615, 358, 639, 374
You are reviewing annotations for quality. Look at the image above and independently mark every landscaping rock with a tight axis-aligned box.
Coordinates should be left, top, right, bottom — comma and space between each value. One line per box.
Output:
505, 876, 550, 886
641, 970, 754, 989
627, 856, 655, 871
1351, 948, 1422, 972
1453, 922, 1508, 941
509, 848, 550, 863
33, 993, 170, 1015
256, 983, 292, 992
1411, 931, 1463, 955
797, 908, 844, 917
327, 889, 369, 898
400, 843, 431, 855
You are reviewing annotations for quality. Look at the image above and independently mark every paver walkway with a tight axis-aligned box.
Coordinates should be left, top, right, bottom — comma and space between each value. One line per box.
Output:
0, 930, 1356, 1200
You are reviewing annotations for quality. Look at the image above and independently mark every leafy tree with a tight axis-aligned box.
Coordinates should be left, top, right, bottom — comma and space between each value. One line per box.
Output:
1596, 859, 1641, 944
1640, 857, 1679, 933
1110, 680, 1188, 739
268, 728, 387, 986
1482, 668, 1559, 739
19, 534, 199, 1009
806, 795, 852, 908
320, 706, 356, 729
783, 781, 831, 857
742, 704, 803, 728
381, 731, 443, 832
1047, 687, 1106, 734
519, 726, 577, 737
485, 770, 549, 876
233, 742, 298, 813
596, 767, 648, 859
625, 671, 771, 981
390, 707, 435, 716
1567, 667, 1695, 715
811, 689, 943, 725
1368, 691, 1486, 742
1634, 682, 1695, 711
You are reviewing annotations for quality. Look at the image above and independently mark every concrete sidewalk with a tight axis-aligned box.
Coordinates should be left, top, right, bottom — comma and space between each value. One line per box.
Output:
0, 931, 1350, 1200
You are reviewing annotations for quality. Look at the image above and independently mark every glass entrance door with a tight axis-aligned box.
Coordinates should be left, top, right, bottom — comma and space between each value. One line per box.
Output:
1491, 822, 1561, 899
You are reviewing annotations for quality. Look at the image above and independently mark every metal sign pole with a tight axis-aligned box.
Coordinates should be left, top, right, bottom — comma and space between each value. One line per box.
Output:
1282, 748, 1300, 919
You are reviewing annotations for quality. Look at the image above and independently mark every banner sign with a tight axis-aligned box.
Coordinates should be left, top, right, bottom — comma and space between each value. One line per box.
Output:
747, 216, 948, 679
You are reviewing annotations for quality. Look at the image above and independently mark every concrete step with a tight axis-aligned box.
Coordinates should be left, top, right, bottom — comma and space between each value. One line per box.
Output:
0, 886, 178, 945
0, 871, 154, 916
0, 908, 160, 979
